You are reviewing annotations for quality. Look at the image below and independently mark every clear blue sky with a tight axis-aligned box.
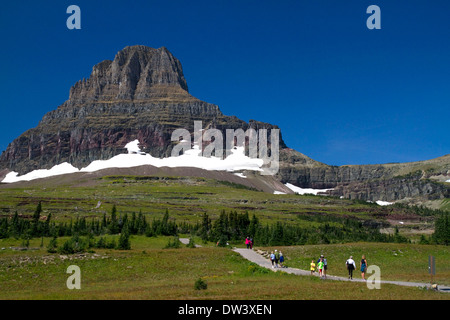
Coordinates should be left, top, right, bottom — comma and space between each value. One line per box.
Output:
0, 0, 449, 166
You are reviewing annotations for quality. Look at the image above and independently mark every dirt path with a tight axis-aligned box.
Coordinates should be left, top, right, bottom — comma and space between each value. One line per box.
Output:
233, 248, 450, 292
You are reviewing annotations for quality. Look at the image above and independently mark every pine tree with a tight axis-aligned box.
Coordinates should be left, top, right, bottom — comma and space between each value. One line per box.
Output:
0, 218, 8, 239
47, 236, 58, 253
109, 205, 120, 234
269, 222, 284, 246
117, 228, 131, 250
433, 213, 449, 245
200, 212, 211, 243
31, 202, 42, 237
10, 211, 20, 239
248, 214, 259, 240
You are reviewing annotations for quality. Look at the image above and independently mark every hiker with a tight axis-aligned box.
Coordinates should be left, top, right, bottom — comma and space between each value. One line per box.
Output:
249, 238, 254, 249
346, 256, 356, 280
317, 258, 324, 278
245, 237, 250, 249
274, 250, 280, 268
310, 260, 316, 275
279, 252, 284, 268
322, 255, 328, 279
360, 255, 368, 280
270, 251, 276, 268
317, 254, 327, 278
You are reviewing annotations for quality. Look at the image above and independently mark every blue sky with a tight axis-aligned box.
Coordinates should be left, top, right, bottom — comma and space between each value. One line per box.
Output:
0, 0, 449, 166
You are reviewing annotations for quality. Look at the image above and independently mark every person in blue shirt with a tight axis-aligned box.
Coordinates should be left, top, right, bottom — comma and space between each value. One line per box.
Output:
317, 254, 327, 279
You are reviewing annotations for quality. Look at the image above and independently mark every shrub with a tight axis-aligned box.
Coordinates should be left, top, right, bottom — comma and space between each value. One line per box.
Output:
164, 235, 181, 249
47, 236, 58, 253
58, 235, 87, 254
186, 236, 196, 248
194, 278, 207, 290
117, 231, 131, 250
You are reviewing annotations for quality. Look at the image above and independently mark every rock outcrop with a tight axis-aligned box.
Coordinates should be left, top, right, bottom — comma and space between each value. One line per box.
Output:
277, 152, 450, 201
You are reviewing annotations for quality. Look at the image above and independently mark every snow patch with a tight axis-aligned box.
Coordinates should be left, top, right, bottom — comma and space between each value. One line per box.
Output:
273, 191, 287, 195
284, 183, 333, 195
446, 179, 450, 183
2, 162, 79, 183
375, 200, 393, 206
125, 139, 145, 154
233, 172, 247, 179
1, 140, 264, 183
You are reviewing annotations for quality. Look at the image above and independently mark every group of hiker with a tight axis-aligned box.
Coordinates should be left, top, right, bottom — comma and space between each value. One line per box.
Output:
310, 254, 368, 280
269, 250, 285, 268
310, 255, 328, 278
344, 255, 368, 280
245, 237, 254, 249
244, 237, 369, 281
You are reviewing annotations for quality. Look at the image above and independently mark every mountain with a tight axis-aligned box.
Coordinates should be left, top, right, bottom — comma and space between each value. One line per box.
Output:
0, 45, 285, 175
0, 45, 448, 208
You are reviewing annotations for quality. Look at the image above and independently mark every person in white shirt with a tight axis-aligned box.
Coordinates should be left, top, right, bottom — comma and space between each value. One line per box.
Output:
346, 256, 356, 279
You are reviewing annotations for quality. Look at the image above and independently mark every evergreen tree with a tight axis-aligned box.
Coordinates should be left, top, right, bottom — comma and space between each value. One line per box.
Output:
47, 236, 58, 253
200, 212, 211, 243
0, 217, 8, 239
433, 212, 449, 245
248, 214, 259, 240
10, 211, 20, 239
31, 202, 42, 237
129, 212, 137, 234
269, 222, 284, 246
117, 228, 131, 250
109, 205, 120, 234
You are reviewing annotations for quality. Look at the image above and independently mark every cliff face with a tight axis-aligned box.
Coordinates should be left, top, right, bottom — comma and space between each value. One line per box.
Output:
278, 152, 450, 202
67, 46, 191, 104
0, 46, 285, 174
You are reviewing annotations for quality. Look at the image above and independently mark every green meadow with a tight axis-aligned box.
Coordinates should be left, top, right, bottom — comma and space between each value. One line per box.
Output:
0, 175, 448, 300
0, 236, 449, 300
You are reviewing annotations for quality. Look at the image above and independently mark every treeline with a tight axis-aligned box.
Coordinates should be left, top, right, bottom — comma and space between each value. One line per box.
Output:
0, 203, 183, 240
1, 203, 448, 248
0, 203, 183, 252
193, 210, 409, 246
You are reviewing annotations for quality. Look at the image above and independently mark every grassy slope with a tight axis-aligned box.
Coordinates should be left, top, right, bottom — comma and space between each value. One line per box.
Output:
0, 236, 448, 300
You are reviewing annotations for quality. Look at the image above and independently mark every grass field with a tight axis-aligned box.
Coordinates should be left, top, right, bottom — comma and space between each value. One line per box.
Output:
0, 174, 448, 300
0, 236, 448, 300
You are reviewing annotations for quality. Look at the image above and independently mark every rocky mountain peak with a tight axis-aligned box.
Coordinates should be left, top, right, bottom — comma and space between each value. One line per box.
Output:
68, 46, 190, 105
